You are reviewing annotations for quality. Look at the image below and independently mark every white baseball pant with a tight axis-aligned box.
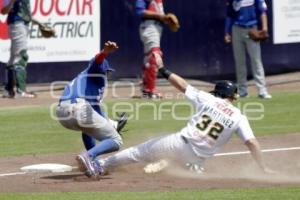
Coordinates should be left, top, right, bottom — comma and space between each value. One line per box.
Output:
8, 21, 29, 66
139, 20, 163, 53
100, 133, 205, 171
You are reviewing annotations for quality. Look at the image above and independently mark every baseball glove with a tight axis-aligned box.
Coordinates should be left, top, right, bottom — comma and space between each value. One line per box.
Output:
164, 13, 180, 32
32, 19, 56, 38
39, 24, 56, 38
248, 29, 269, 42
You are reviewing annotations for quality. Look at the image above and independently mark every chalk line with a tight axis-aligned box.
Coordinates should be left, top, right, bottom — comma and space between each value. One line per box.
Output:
0, 172, 27, 177
215, 146, 300, 157
0, 166, 78, 177
1, 146, 300, 177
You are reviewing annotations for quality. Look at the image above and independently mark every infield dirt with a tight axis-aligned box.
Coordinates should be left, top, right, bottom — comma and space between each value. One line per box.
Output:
0, 133, 299, 192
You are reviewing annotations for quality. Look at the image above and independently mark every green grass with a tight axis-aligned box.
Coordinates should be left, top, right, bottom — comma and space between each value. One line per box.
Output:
1, 187, 300, 200
0, 91, 300, 157
237, 92, 300, 135
0, 91, 299, 199
0, 106, 82, 156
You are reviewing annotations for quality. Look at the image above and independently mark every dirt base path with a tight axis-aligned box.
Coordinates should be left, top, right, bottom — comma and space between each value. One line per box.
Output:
0, 133, 299, 193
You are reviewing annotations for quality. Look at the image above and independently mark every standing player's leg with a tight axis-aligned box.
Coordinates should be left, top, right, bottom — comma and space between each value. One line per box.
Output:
8, 22, 34, 98
232, 26, 248, 97
142, 48, 163, 98
3, 65, 15, 98
139, 22, 163, 98
245, 37, 271, 98
4, 23, 19, 98
15, 49, 29, 94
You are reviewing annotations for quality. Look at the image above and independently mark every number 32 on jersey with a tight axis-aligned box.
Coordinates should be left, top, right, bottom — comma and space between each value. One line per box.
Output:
195, 114, 224, 140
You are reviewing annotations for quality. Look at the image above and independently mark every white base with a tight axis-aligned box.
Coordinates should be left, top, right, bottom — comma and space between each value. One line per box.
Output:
20, 163, 73, 173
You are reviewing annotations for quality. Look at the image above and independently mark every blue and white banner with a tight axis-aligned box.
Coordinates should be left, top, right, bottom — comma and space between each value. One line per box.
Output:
273, 0, 300, 44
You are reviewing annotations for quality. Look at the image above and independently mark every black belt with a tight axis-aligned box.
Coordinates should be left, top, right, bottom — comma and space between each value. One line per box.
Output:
141, 19, 162, 25
235, 24, 256, 29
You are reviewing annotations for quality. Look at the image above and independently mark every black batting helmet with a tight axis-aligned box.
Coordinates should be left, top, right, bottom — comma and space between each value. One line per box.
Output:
211, 80, 238, 99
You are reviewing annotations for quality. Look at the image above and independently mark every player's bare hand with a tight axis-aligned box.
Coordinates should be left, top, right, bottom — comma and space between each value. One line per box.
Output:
224, 34, 231, 43
153, 52, 164, 69
103, 41, 119, 55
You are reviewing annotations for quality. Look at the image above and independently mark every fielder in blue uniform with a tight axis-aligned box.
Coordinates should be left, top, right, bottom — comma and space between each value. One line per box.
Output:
56, 41, 127, 175
224, 0, 271, 99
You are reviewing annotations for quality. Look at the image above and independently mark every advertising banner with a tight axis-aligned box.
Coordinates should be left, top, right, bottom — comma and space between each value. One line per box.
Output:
273, 0, 300, 44
0, 0, 100, 63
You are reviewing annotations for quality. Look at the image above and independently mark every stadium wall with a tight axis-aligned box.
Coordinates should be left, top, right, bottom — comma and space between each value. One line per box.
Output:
0, 0, 299, 84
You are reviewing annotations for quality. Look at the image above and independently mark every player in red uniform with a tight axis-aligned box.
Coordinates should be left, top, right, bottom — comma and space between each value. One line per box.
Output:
136, 0, 167, 98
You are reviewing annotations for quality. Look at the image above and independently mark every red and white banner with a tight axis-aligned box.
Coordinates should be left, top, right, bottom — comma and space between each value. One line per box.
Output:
0, 0, 100, 63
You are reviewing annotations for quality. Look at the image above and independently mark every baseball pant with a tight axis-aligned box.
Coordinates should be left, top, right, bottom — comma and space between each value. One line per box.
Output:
100, 133, 205, 171
6, 22, 29, 93
142, 47, 162, 93
139, 20, 163, 94
232, 25, 268, 96
56, 98, 122, 146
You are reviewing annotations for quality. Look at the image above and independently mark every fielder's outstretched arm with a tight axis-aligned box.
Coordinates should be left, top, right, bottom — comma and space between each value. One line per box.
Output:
95, 41, 118, 64
153, 53, 188, 93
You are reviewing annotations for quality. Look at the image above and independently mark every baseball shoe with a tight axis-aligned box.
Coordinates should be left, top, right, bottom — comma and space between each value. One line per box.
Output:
2, 89, 15, 98
116, 112, 128, 133
142, 91, 162, 99
76, 152, 97, 177
93, 160, 106, 176
258, 93, 272, 99
16, 91, 37, 98
186, 163, 205, 174
238, 92, 249, 98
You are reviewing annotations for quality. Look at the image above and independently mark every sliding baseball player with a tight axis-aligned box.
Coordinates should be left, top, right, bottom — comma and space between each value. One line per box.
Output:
77, 53, 274, 178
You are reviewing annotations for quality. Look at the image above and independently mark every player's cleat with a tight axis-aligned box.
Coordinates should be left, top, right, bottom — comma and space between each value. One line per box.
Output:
76, 152, 97, 177
238, 92, 249, 98
116, 112, 128, 133
185, 163, 205, 174
17, 91, 37, 98
258, 93, 272, 99
92, 160, 106, 176
2, 89, 15, 98
142, 91, 162, 99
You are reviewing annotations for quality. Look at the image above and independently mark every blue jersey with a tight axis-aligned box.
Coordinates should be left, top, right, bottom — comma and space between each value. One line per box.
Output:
225, 0, 267, 33
60, 57, 114, 115
4, 0, 32, 25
